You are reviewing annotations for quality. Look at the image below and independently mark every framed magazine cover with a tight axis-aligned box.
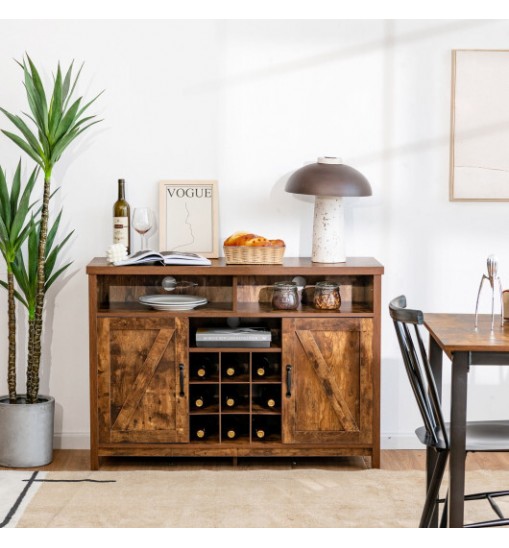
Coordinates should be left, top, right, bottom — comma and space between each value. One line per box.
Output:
159, 180, 219, 258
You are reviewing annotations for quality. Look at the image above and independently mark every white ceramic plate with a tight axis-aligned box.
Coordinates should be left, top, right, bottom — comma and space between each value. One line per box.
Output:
139, 294, 208, 311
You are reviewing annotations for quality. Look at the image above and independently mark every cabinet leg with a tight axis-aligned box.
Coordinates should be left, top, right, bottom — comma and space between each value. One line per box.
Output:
371, 448, 380, 469
90, 452, 100, 471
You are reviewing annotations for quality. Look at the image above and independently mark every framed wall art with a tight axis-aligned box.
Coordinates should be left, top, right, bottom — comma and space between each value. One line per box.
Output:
450, 49, 509, 201
159, 180, 219, 257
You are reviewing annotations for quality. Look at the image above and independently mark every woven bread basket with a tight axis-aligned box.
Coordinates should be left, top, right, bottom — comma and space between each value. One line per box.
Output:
223, 245, 285, 265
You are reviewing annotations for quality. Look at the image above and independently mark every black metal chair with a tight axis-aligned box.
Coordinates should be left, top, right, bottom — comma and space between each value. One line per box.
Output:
389, 295, 509, 527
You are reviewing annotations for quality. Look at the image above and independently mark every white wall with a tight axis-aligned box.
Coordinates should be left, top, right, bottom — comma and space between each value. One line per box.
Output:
1, 19, 509, 449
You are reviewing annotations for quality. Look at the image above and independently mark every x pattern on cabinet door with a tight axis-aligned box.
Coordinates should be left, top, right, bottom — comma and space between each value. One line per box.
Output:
283, 318, 373, 444
97, 317, 189, 444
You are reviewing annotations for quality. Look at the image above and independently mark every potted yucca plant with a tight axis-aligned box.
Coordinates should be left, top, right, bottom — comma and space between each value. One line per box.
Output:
0, 55, 101, 467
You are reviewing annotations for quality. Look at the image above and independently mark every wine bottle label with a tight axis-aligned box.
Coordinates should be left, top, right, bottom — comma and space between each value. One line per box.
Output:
267, 398, 276, 408
226, 367, 235, 376
255, 429, 265, 439
226, 397, 235, 407
196, 429, 206, 438
227, 430, 236, 439
195, 398, 204, 408
197, 368, 206, 377
256, 367, 266, 376
113, 217, 129, 246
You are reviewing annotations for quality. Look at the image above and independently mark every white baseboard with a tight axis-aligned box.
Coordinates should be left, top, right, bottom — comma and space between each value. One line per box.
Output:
53, 432, 422, 451
381, 433, 423, 450
53, 433, 90, 450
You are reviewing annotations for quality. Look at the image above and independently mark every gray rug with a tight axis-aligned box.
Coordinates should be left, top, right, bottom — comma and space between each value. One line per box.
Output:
1, 469, 509, 528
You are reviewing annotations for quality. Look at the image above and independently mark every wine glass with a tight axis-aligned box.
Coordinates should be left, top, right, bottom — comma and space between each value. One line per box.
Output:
132, 208, 154, 251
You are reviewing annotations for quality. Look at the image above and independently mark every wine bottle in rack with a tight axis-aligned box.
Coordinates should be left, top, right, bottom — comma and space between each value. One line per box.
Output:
254, 356, 270, 378
195, 427, 208, 439
113, 178, 131, 254
265, 396, 277, 409
259, 387, 280, 409
193, 395, 208, 409
191, 416, 219, 441
224, 359, 248, 379
192, 355, 218, 380
225, 426, 238, 440
252, 416, 280, 442
225, 365, 236, 378
254, 427, 266, 440
224, 388, 248, 409
196, 365, 207, 379
224, 391, 238, 409
223, 416, 246, 440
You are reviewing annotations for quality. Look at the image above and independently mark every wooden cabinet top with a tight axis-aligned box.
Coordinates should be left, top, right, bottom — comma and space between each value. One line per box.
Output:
86, 257, 384, 276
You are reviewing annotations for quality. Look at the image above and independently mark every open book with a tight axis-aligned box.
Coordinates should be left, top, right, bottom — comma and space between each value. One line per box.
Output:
113, 250, 212, 266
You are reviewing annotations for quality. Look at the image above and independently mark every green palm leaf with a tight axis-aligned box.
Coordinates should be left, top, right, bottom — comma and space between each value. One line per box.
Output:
48, 64, 63, 136
10, 162, 21, 219
0, 167, 10, 227
0, 108, 42, 156
1, 130, 43, 167
9, 166, 38, 246
25, 55, 48, 134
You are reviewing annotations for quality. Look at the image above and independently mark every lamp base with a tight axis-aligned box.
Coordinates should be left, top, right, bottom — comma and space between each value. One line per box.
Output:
312, 196, 346, 263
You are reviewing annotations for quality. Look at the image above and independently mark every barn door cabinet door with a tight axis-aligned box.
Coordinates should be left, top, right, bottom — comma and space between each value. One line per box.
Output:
97, 316, 189, 443
282, 317, 374, 444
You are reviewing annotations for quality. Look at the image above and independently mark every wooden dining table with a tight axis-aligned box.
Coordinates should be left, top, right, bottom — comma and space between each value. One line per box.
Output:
424, 312, 509, 528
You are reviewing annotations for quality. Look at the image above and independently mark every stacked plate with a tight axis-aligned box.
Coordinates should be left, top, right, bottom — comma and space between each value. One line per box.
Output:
139, 294, 208, 311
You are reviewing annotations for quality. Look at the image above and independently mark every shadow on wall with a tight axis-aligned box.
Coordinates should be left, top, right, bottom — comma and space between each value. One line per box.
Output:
269, 172, 313, 257
188, 20, 493, 94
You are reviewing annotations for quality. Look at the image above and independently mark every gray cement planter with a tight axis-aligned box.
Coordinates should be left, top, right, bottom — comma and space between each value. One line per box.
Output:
0, 395, 54, 467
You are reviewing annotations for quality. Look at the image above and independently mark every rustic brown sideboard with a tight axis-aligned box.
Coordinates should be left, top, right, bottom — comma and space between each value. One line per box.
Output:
87, 257, 383, 470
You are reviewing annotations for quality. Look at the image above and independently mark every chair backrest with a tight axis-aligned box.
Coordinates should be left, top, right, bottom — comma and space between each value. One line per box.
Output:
389, 295, 448, 449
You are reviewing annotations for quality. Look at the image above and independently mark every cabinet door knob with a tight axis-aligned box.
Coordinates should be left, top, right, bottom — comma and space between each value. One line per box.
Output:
179, 364, 185, 397
286, 364, 292, 398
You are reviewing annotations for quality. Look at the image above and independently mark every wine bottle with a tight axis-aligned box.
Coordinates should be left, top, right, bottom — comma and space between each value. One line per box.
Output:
255, 357, 271, 378
226, 427, 237, 440
224, 361, 248, 378
253, 416, 279, 441
195, 427, 207, 439
254, 428, 266, 440
194, 395, 208, 409
258, 387, 279, 409
223, 417, 245, 440
265, 397, 277, 409
196, 363, 208, 379
113, 179, 131, 253
193, 356, 218, 380
224, 393, 237, 408
225, 366, 236, 378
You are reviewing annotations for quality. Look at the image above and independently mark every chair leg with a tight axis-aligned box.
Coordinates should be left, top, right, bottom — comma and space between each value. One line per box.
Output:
420, 450, 448, 528
439, 493, 448, 528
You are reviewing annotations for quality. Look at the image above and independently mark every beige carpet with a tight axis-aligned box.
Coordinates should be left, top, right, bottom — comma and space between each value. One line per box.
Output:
7, 469, 509, 528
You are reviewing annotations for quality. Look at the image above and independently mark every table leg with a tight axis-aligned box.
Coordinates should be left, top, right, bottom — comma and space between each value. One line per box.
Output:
427, 336, 443, 527
447, 351, 469, 528
429, 337, 443, 397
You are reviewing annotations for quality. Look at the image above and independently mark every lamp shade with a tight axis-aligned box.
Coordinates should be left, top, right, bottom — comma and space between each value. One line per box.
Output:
285, 157, 372, 197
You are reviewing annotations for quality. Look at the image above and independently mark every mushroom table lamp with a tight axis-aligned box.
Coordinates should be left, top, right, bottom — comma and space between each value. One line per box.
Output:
285, 157, 372, 263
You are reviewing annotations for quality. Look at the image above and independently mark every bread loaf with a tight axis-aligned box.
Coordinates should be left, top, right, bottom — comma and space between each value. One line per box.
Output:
223, 231, 285, 247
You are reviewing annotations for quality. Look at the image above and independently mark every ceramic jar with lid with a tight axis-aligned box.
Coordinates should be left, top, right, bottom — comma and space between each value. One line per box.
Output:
272, 281, 299, 310
313, 281, 341, 310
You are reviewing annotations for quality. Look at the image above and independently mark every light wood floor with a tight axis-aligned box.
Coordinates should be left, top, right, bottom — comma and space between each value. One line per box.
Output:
3, 450, 509, 472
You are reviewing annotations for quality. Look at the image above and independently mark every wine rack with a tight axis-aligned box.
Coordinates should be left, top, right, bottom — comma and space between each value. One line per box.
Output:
189, 351, 282, 443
